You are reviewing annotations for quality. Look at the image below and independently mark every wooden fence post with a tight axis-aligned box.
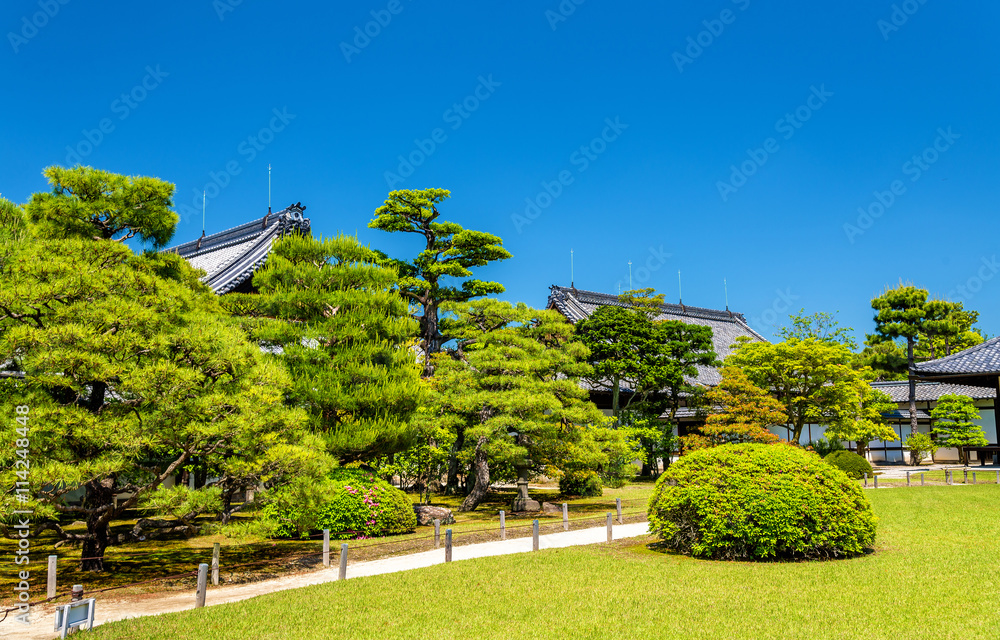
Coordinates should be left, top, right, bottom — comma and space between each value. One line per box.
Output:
532, 520, 539, 551
863, 473, 868, 488
873, 475, 878, 489
906, 471, 910, 487
921, 472, 925, 486
500, 510, 506, 541
973, 472, 977, 485
616, 498, 622, 524
47, 555, 57, 600
445, 530, 453, 563
562, 503, 569, 531
323, 530, 330, 567
211, 542, 220, 586
606, 513, 613, 543
434, 519, 441, 549
339, 543, 348, 580
964, 468, 968, 484
195, 563, 208, 608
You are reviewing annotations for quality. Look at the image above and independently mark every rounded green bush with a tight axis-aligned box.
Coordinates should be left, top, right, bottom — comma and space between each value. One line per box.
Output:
823, 450, 873, 480
648, 444, 876, 560
264, 469, 416, 540
559, 469, 603, 497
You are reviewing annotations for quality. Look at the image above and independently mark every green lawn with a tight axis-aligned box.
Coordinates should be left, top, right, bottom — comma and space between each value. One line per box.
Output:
87, 485, 1000, 640
0, 484, 650, 604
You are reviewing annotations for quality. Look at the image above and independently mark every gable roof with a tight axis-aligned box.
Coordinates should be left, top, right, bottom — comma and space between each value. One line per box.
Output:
870, 380, 996, 402
547, 285, 767, 386
165, 203, 310, 294
912, 336, 1000, 383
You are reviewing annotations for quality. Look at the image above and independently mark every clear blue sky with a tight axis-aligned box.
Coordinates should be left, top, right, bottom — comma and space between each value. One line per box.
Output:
3, 1, 998, 344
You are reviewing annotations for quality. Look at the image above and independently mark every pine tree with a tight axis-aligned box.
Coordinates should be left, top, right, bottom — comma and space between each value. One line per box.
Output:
238, 233, 426, 463
931, 394, 987, 464
367, 188, 512, 375
429, 300, 604, 511
0, 167, 309, 571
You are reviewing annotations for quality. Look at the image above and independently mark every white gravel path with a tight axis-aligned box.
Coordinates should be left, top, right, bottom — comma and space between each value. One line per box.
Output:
6, 521, 650, 639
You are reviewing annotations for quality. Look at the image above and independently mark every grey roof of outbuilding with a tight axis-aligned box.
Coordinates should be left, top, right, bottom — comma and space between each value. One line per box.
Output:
547, 285, 767, 386
912, 336, 1000, 377
870, 380, 996, 402
164, 204, 310, 294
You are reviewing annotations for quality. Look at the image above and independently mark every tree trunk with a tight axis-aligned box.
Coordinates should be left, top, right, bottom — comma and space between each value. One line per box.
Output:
421, 301, 444, 377
907, 338, 918, 436
80, 478, 115, 572
459, 438, 490, 512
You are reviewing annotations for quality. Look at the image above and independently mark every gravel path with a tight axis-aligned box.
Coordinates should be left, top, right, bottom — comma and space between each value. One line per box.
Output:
7, 522, 650, 639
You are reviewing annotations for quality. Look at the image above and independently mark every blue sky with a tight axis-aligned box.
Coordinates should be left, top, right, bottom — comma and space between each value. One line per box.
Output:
3, 1, 998, 344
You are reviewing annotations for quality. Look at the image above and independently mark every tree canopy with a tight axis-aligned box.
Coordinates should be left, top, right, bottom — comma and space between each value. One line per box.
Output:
367, 188, 511, 374
930, 394, 987, 464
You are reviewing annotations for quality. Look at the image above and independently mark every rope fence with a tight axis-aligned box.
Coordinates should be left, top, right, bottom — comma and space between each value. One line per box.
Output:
0, 498, 651, 623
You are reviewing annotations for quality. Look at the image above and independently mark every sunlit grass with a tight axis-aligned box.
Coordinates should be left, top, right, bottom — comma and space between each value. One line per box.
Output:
87, 486, 1000, 640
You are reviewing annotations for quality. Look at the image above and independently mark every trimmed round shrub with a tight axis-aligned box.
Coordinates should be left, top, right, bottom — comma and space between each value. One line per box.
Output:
263, 469, 416, 540
559, 469, 603, 497
648, 444, 876, 560
823, 450, 873, 480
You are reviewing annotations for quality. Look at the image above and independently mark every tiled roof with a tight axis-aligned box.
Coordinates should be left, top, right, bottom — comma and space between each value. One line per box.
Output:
912, 336, 1000, 377
870, 380, 996, 402
883, 409, 932, 420
165, 204, 310, 294
547, 286, 767, 386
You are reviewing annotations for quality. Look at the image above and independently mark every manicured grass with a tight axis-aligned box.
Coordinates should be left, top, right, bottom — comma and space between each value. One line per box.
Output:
0, 483, 651, 605
87, 486, 1000, 640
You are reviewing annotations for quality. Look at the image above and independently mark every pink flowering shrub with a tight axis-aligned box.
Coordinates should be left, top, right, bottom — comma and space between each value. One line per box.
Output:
316, 469, 416, 540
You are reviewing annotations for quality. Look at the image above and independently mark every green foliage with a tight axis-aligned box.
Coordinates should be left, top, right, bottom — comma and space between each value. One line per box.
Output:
576, 291, 718, 418
694, 366, 786, 447
559, 469, 603, 497
778, 309, 858, 350
930, 394, 987, 463
905, 433, 938, 465
618, 411, 675, 476
823, 386, 898, 457
648, 444, 877, 560
809, 437, 845, 457
367, 188, 512, 370
823, 450, 873, 480
726, 338, 872, 444
428, 299, 605, 511
261, 469, 416, 539
25, 166, 177, 247
246, 233, 426, 463
0, 168, 315, 570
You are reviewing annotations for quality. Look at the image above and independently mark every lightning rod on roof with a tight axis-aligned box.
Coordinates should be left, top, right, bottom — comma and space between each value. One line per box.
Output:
678, 270, 683, 306
570, 249, 575, 289
724, 277, 729, 311
201, 190, 206, 234
268, 164, 272, 215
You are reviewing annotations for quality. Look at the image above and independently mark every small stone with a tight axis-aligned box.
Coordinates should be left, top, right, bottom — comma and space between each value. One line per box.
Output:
541, 502, 562, 514
413, 505, 455, 526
